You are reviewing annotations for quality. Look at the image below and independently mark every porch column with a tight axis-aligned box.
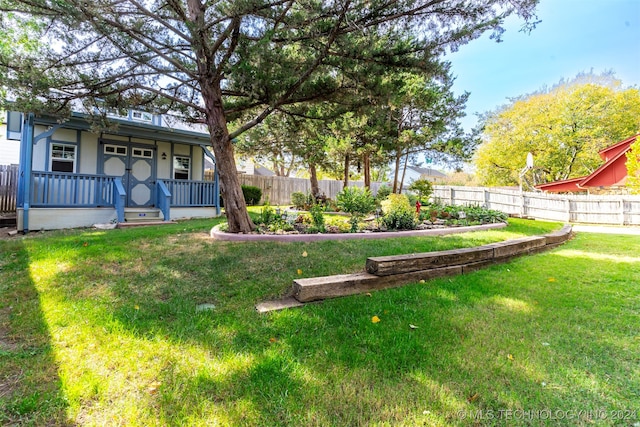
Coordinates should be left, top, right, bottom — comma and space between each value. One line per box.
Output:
18, 113, 34, 233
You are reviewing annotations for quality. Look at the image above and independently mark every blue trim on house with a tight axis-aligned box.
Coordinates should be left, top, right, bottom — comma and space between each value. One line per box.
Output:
15, 110, 220, 230
18, 113, 34, 233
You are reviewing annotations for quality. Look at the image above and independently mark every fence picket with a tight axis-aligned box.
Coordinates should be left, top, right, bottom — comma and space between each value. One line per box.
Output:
0, 165, 18, 214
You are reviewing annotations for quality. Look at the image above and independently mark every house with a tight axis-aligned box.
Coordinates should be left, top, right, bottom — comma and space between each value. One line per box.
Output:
7, 109, 221, 232
392, 165, 448, 185
235, 158, 276, 176
0, 121, 20, 165
536, 134, 638, 193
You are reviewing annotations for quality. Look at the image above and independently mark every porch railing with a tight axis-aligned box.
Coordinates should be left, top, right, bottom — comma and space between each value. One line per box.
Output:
29, 173, 218, 212
162, 179, 218, 207
31, 172, 117, 207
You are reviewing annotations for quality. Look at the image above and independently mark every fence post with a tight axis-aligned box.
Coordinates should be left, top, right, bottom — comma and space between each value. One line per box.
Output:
449, 187, 454, 205
619, 197, 625, 225
484, 188, 490, 209
565, 198, 571, 222
519, 191, 525, 218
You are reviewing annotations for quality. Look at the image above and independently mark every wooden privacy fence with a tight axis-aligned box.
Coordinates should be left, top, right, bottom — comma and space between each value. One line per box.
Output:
200, 173, 640, 225
432, 186, 640, 226
204, 172, 386, 205
0, 164, 18, 214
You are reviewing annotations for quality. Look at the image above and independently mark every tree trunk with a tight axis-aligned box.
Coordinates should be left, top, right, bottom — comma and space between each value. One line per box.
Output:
399, 151, 409, 193
343, 153, 350, 188
363, 153, 371, 189
309, 163, 320, 198
392, 150, 402, 193
202, 86, 254, 233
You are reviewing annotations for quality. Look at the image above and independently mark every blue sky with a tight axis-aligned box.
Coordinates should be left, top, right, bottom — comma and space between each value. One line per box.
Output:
445, 0, 640, 132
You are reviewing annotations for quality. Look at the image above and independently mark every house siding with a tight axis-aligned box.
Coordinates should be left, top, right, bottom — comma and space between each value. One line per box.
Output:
80, 132, 98, 174
0, 124, 20, 165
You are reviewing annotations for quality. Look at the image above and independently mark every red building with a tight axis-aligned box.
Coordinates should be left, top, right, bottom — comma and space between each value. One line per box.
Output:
536, 134, 639, 193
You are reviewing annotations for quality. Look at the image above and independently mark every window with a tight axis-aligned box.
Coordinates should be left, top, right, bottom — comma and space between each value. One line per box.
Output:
51, 143, 76, 173
104, 144, 127, 156
131, 110, 153, 123
132, 147, 153, 159
173, 156, 190, 180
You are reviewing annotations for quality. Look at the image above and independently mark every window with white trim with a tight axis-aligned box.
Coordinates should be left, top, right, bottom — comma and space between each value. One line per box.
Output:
132, 147, 153, 159
51, 143, 76, 173
173, 156, 190, 180
104, 144, 127, 156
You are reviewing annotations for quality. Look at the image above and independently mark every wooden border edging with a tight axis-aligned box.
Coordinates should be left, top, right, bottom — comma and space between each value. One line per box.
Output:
212, 222, 506, 242
290, 225, 573, 303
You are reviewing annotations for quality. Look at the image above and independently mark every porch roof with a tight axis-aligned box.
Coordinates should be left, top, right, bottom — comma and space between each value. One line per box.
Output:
34, 112, 213, 146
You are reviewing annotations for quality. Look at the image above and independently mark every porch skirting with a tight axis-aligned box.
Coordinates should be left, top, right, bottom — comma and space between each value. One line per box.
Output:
17, 207, 118, 231
170, 207, 218, 221
18, 207, 220, 231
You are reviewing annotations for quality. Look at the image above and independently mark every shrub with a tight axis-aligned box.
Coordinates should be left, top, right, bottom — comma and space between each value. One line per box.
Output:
259, 201, 276, 225
242, 185, 262, 205
336, 186, 376, 232
408, 179, 433, 202
308, 203, 326, 233
381, 193, 416, 230
291, 192, 312, 210
375, 184, 392, 201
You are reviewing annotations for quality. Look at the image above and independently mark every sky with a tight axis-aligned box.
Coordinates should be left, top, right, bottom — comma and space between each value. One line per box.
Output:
444, 0, 640, 132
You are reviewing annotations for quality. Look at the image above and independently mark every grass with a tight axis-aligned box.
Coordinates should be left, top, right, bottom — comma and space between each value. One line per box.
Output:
0, 216, 638, 426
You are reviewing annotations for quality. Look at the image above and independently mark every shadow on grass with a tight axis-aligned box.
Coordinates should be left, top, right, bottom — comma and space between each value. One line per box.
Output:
15, 221, 637, 425
0, 238, 72, 425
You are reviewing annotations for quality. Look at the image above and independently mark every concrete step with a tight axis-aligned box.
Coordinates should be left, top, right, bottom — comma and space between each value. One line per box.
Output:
117, 220, 175, 228
124, 208, 163, 222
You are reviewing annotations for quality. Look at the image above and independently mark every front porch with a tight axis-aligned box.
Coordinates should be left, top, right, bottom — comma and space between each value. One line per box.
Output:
18, 171, 220, 231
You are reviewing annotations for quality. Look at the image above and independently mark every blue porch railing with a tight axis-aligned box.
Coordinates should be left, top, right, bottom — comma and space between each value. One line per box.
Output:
29, 172, 219, 219
162, 179, 218, 207
31, 172, 117, 207
156, 180, 171, 221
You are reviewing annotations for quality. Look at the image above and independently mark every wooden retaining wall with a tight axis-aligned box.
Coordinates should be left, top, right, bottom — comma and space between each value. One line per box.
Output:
292, 225, 573, 303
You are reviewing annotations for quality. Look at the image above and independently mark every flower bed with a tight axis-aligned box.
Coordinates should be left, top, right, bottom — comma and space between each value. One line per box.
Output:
217, 201, 508, 236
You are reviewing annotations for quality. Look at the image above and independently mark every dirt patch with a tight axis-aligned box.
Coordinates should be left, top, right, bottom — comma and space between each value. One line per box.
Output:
0, 227, 19, 240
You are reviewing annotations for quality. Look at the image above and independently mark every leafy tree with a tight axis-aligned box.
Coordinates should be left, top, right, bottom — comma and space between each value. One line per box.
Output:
408, 179, 433, 202
235, 112, 302, 177
1, 0, 538, 232
475, 72, 640, 187
627, 138, 640, 194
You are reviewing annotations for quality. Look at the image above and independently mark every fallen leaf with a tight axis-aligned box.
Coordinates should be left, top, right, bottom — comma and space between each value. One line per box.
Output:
297, 269, 302, 275
371, 316, 381, 323
542, 342, 550, 346
148, 381, 161, 394
134, 305, 140, 310
468, 393, 479, 402
419, 279, 426, 284
302, 251, 308, 257
507, 354, 514, 361
409, 324, 419, 329
269, 337, 278, 343
83, 242, 88, 247
365, 292, 372, 297
548, 277, 556, 282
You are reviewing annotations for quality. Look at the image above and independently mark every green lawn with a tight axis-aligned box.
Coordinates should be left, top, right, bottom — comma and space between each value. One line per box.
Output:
0, 218, 638, 426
